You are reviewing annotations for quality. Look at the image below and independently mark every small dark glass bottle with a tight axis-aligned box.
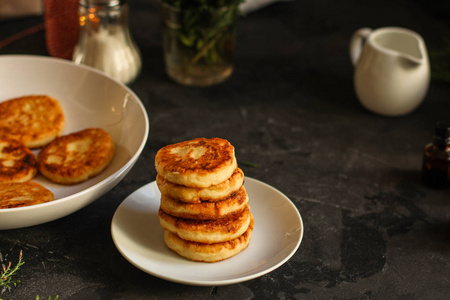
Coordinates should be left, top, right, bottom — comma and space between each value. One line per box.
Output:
421, 122, 450, 188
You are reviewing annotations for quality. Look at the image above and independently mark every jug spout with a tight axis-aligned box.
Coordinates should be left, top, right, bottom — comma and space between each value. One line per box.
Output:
372, 27, 427, 65
400, 53, 424, 66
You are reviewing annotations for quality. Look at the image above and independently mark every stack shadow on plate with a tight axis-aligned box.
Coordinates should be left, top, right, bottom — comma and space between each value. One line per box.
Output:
155, 138, 254, 263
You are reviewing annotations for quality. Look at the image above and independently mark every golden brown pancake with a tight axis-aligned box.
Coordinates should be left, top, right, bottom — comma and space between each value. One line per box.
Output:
160, 185, 248, 220
0, 138, 37, 183
155, 137, 237, 188
159, 205, 251, 243
163, 214, 254, 263
38, 128, 115, 184
0, 181, 54, 209
0, 95, 65, 148
156, 168, 244, 203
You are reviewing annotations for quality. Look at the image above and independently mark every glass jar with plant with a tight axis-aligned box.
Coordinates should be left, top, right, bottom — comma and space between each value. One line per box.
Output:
160, 0, 243, 86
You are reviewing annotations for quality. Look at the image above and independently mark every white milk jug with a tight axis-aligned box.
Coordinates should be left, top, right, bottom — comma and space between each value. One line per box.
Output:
350, 27, 430, 116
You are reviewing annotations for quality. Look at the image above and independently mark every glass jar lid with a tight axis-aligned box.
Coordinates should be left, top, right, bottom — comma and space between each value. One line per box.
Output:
79, 0, 122, 7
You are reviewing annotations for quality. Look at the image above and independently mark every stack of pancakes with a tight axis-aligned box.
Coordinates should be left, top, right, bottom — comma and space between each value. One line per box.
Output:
155, 137, 254, 263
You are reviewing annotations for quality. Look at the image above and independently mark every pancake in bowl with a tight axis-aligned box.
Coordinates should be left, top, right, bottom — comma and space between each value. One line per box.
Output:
155, 137, 237, 188
0, 95, 65, 148
163, 214, 254, 263
0, 181, 54, 209
38, 128, 114, 184
156, 168, 244, 203
0, 138, 37, 183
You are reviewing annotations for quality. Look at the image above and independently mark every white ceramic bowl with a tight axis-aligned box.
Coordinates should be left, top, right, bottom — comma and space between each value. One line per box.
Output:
0, 55, 149, 230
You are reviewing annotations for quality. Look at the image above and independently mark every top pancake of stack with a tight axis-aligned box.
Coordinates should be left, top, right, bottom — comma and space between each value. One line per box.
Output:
155, 137, 240, 194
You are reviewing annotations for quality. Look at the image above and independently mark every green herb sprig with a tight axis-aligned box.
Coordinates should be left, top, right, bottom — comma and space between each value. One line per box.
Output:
429, 38, 450, 82
0, 250, 24, 293
1, 251, 59, 300
162, 0, 244, 11
36, 296, 59, 300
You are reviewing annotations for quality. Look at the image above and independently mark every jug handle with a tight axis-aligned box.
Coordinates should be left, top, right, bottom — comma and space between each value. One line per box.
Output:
350, 27, 372, 66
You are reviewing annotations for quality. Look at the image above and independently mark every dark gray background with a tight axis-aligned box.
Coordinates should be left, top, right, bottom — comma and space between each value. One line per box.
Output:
1, 0, 449, 299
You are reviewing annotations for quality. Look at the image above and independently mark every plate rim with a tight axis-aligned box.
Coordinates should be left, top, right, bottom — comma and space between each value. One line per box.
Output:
111, 177, 304, 286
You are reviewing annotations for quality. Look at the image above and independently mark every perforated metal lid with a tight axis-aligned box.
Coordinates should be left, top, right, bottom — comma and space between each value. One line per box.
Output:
79, 0, 122, 7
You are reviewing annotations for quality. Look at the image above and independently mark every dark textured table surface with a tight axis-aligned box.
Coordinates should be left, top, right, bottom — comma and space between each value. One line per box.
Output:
1, 0, 450, 299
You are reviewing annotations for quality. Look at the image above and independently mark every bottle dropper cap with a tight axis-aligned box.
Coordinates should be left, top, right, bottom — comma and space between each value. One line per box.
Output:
434, 122, 450, 144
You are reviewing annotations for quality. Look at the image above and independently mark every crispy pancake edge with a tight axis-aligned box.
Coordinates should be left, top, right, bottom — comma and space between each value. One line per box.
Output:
163, 214, 254, 263
159, 185, 248, 220
0, 138, 38, 183
156, 168, 244, 203
159, 205, 251, 243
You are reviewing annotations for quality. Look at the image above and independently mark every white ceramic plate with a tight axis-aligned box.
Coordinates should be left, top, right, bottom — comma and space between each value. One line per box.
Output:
111, 177, 303, 286
0, 55, 149, 230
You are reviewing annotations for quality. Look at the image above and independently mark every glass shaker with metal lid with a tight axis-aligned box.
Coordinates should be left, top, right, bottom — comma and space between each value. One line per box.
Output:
73, 0, 141, 85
